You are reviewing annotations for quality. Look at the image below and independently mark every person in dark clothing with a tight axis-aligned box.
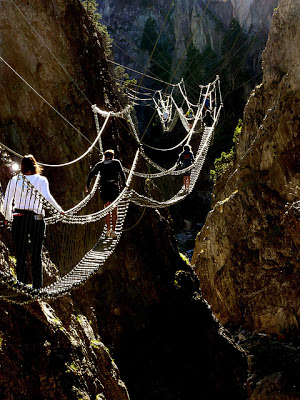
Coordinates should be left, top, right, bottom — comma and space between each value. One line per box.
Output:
85, 149, 126, 238
203, 109, 214, 127
177, 144, 195, 191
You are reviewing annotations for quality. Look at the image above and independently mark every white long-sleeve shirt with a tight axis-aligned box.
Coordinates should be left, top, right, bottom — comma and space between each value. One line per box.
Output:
3, 173, 63, 221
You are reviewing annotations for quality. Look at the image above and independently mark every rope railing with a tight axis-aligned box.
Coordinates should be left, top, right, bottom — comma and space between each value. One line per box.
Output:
91, 104, 132, 118
0, 192, 132, 303
140, 128, 193, 152
0, 76, 222, 303
0, 111, 110, 168
135, 104, 221, 204
45, 149, 140, 224
45, 173, 101, 224
40, 112, 111, 167
130, 107, 221, 208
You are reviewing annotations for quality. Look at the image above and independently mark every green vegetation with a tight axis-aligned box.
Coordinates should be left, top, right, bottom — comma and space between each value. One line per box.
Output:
72, 386, 90, 400
210, 149, 235, 181
114, 65, 138, 90
114, 66, 129, 81
139, 17, 173, 82
113, 65, 136, 95
9, 266, 16, 278
9, 256, 17, 277
9, 255, 16, 263
91, 339, 102, 349
66, 361, 79, 373
174, 270, 184, 288
210, 119, 242, 181
96, 394, 106, 400
181, 17, 256, 166
76, 314, 83, 323
81, 0, 112, 55
124, 78, 138, 90
184, 44, 220, 99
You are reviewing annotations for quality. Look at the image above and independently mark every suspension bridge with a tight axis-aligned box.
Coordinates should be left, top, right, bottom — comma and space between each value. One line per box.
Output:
0, 0, 228, 304
0, 74, 222, 304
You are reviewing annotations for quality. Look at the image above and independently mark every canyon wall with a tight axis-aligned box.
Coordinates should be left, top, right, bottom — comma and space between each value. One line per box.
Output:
192, 0, 300, 336
0, 0, 247, 399
99, 0, 278, 80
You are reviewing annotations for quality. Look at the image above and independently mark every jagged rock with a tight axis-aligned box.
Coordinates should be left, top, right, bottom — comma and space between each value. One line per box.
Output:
73, 206, 248, 399
99, 0, 278, 78
0, 0, 125, 209
233, 331, 300, 400
250, 373, 300, 400
192, 0, 300, 355
0, 299, 129, 400
0, 0, 248, 398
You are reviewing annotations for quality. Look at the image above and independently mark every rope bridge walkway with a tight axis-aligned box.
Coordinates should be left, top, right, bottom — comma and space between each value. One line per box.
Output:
0, 76, 222, 304
0, 195, 130, 304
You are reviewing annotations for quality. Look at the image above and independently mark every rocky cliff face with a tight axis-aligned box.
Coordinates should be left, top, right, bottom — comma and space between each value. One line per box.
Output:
0, 1, 130, 398
0, 1, 247, 399
99, 0, 278, 80
192, 0, 299, 340
191, 2, 300, 397
98, 0, 280, 239
0, 294, 129, 400
0, 0, 125, 208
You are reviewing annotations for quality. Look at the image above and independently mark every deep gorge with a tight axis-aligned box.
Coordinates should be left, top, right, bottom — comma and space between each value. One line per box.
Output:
0, 0, 299, 399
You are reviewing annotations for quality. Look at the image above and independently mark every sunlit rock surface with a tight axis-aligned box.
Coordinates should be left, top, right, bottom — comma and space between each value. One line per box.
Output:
99, 0, 278, 78
0, 0, 248, 399
192, 0, 300, 340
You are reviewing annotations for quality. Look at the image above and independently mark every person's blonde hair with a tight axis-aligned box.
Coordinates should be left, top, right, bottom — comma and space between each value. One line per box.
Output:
21, 154, 42, 175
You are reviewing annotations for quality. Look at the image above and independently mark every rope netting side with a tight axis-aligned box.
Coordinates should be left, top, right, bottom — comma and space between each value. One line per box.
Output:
45, 173, 101, 225
0, 192, 132, 303
152, 90, 178, 132
130, 127, 212, 207
141, 128, 193, 152
130, 105, 222, 208
44, 148, 140, 224
123, 80, 221, 179
39, 193, 132, 300
0, 73, 223, 302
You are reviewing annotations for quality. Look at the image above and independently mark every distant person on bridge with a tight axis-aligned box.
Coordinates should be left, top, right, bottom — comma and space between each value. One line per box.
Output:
177, 144, 195, 191
203, 94, 215, 111
3, 154, 64, 289
203, 109, 214, 127
85, 149, 126, 239
185, 108, 194, 130
162, 110, 169, 122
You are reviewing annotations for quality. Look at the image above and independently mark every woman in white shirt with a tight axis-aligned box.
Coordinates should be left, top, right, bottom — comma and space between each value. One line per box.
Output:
3, 154, 63, 289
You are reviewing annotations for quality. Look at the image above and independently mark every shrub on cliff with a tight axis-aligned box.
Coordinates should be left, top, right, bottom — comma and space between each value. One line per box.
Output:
81, 0, 112, 55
